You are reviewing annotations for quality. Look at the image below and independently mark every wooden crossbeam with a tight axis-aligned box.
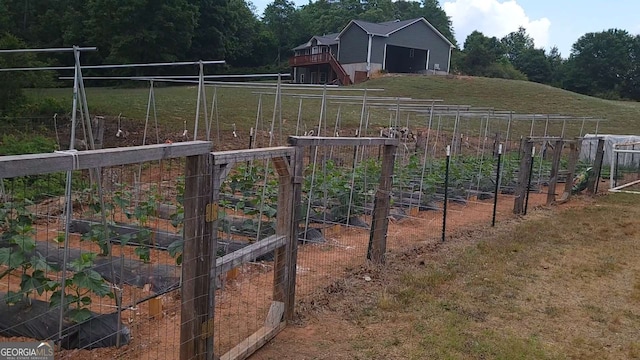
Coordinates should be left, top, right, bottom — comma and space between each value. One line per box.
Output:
211, 147, 293, 166
0, 141, 212, 178
213, 235, 287, 276
288, 136, 398, 147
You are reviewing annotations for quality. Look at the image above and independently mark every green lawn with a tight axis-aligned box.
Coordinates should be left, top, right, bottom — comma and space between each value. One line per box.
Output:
28, 75, 640, 137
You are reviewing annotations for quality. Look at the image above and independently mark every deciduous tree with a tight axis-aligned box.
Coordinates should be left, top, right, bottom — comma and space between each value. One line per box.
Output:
563, 29, 635, 98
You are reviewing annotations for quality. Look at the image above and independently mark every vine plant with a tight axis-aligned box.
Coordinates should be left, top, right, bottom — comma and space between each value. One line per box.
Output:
0, 199, 113, 324
0, 200, 56, 305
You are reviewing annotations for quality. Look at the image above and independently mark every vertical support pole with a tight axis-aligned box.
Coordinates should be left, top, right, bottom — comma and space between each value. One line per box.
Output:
547, 139, 564, 205
272, 154, 293, 322
180, 154, 213, 360
93, 116, 105, 149
69, 46, 80, 150
492, 144, 502, 226
524, 147, 535, 215
368, 143, 396, 262
587, 138, 605, 194
441, 145, 451, 242
513, 140, 533, 215
560, 141, 580, 202
288, 146, 304, 320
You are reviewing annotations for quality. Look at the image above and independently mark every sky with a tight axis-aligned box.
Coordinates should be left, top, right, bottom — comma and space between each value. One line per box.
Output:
252, 0, 640, 58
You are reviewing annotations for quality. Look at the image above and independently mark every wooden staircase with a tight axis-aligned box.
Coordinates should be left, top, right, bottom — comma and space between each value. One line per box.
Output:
328, 54, 352, 85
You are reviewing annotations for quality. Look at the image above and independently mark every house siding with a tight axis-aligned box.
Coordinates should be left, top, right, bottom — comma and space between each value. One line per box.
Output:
337, 24, 368, 64
385, 21, 451, 72
371, 37, 386, 65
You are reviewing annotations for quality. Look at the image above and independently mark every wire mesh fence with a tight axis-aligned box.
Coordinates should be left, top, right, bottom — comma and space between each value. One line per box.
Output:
0, 122, 608, 360
0, 142, 210, 359
294, 142, 383, 302
211, 154, 288, 358
610, 142, 640, 194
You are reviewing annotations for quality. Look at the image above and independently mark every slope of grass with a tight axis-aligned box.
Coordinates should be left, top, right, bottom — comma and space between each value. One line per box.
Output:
27, 75, 640, 136
365, 75, 640, 135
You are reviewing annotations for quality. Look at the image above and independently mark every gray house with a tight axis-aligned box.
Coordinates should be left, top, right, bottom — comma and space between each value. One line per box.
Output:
289, 17, 455, 85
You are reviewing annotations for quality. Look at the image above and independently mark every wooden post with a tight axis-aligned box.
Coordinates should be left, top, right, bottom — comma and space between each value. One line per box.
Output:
559, 141, 580, 202
272, 155, 293, 323
546, 139, 564, 205
180, 154, 214, 360
587, 138, 605, 194
286, 146, 303, 320
513, 140, 533, 214
367, 143, 396, 263
148, 297, 163, 319
92, 116, 105, 149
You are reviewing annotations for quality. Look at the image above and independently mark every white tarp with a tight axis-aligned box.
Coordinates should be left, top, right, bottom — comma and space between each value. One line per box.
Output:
580, 134, 640, 167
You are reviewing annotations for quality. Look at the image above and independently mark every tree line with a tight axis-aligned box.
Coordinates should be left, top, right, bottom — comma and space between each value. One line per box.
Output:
456, 27, 640, 101
0, 0, 453, 70
0, 0, 638, 115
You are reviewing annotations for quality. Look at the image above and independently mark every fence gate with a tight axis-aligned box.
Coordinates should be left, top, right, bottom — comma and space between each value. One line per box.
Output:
180, 147, 299, 360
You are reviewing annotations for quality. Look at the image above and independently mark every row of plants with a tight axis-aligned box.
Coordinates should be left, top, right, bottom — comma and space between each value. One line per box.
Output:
0, 199, 113, 323
217, 150, 574, 225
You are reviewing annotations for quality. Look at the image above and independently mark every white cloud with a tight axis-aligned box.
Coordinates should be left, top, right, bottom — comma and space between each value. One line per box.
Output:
443, 0, 551, 49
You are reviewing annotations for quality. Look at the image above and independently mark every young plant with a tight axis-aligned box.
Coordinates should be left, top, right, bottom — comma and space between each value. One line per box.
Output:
50, 252, 114, 323
0, 200, 58, 305
111, 184, 157, 263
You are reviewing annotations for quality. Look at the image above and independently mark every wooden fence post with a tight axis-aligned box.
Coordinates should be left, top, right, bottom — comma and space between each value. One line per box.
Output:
587, 138, 605, 194
367, 143, 396, 263
514, 140, 533, 214
559, 140, 581, 202
180, 154, 214, 360
287, 146, 303, 320
272, 155, 293, 323
547, 139, 564, 205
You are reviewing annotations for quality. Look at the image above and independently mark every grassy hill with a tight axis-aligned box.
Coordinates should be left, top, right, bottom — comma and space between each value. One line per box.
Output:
29, 75, 640, 137
368, 75, 640, 134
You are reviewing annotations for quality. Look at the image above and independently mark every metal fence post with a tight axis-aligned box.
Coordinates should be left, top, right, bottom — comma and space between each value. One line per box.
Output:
492, 144, 502, 226
442, 145, 451, 242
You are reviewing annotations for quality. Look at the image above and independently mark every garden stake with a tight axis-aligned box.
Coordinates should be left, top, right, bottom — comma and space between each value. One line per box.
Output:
524, 146, 535, 215
442, 145, 451, 242
492, 144, 503, 226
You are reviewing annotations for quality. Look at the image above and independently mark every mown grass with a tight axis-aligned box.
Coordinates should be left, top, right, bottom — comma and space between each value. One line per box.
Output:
353, 193, 640, 359
259, 193, 640, 359
28, 75, 640, 137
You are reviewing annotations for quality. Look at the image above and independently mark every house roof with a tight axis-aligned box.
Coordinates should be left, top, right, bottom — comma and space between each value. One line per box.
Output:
292, 33, 340, 51
292, 17, 455, 51
340, 17, 455, 48
351, 18, 418, 36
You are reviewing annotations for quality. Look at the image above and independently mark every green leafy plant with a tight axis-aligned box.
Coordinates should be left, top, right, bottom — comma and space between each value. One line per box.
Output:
0, 200, 58, 305
50, 252, 114, 323
222, 163, 278, 238
110, 184, 158, 263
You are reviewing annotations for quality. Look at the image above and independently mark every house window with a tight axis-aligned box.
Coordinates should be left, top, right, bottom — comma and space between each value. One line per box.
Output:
319, 72, 327, 83
409, 48, 415, 58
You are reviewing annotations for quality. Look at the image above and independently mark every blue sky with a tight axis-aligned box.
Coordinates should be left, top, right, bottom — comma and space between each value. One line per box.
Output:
251, 0, 640, 58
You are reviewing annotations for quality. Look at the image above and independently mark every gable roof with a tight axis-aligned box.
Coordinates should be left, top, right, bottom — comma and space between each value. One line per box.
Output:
339, 17, 454, 48
292, 33, 340, 51
352, 18, 418, 36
